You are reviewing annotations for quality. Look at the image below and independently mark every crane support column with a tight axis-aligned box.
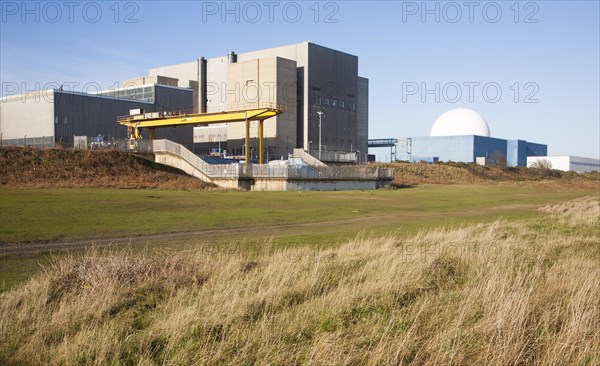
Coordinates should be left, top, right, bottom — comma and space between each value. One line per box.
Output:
149, 127, 155, 141
245, 116, 250, 164
258, 120, 264, 164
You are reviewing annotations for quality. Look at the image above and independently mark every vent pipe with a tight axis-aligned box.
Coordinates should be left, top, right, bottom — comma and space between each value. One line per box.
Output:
227, 51, 237, 64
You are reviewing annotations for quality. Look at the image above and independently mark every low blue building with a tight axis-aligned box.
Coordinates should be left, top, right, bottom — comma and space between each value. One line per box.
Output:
393, 108, 547, 167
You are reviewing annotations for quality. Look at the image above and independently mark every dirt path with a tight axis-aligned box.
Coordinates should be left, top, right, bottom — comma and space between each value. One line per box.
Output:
0, 203, 541, 258
0, 215, 392, 258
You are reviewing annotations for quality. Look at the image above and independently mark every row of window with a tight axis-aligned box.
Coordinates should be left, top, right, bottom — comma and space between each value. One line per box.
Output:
99, 87, 155, 102
312, 95, 356, 111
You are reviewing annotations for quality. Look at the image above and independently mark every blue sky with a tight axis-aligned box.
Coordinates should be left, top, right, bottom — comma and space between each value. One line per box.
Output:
1, 1, 598, 158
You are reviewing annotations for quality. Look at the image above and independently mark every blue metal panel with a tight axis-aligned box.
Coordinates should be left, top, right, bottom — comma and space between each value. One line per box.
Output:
473, 136, 507, 163
507, 139, 527, 166
526, 142, 547, 157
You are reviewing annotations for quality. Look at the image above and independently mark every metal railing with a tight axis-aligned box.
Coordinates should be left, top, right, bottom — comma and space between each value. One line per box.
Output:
0, 136, 55, 148
117, 102, 286, 122
151, 139, 393, 181
308, 149, 357, 163
113, 140, 154, 153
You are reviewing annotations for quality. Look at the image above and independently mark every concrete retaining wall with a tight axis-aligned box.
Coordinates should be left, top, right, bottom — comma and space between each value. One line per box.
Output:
154, 152, 213, 183
251, 179, 378, 191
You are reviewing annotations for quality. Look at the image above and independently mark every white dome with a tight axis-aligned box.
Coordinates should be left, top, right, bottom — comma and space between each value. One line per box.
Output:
430, 108, 490, 137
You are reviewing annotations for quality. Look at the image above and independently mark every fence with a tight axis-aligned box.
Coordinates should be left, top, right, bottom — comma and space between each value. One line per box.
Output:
152, 139, 394, 181
308, 149, 357, 163
1, 136, 55, 148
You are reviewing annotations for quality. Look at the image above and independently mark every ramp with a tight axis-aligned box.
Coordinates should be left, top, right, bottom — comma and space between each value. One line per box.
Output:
149, 140, 394, 191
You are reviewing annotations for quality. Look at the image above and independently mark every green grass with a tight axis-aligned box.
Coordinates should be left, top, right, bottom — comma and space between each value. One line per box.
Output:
0, 185, 590, 243
0, 184, 595, 292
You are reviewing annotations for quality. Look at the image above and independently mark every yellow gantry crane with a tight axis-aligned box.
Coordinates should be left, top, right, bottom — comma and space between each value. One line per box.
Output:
118, 105, 284, 164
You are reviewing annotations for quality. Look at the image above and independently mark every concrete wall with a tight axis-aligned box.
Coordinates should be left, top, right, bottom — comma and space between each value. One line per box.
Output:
235, 42, 309, 148
0, 91, 55, 142
122, 75, 179, 87
224, 57, 297, 160
149, 60, 199, 89
154, 151, 213, 183
286, 180, 377, 191
251, 179, 377, 191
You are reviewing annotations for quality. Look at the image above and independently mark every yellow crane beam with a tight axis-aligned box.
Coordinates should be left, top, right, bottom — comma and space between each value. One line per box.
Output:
118, 106, 284, 164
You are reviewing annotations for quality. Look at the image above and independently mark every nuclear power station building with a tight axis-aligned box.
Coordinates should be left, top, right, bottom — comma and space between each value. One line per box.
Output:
1, 42, 369, 163
392, 108, 548, 167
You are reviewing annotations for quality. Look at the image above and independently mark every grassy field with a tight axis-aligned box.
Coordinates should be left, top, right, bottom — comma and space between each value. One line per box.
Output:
1, 195, 598, 365
0, 184, 595, 292
0, 184, 592, 244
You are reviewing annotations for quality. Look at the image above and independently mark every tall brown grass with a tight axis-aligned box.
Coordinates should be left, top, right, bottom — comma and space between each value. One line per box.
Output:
1, 197, 598, 365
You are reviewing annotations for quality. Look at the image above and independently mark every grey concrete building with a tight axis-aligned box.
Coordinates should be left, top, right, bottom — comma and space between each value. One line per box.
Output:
144, 42, 369, 162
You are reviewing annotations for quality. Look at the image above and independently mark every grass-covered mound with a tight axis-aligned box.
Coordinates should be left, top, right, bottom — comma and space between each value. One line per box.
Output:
0, 146, 215, 190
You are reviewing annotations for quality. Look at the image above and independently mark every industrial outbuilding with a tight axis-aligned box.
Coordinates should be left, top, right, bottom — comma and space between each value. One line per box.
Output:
1, 83, 194, 149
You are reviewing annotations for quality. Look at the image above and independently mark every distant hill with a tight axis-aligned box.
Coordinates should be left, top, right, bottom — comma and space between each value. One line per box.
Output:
0, 147, 215, 190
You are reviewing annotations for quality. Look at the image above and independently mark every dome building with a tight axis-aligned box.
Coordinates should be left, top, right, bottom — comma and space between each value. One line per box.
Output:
430, 108, 490, 137
393, 108, 547, 166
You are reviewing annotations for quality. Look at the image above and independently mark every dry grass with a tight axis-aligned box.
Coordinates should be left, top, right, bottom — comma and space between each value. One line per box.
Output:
1, 196, 599, 365
0, 146, 215, 190
378, 162, 600, 190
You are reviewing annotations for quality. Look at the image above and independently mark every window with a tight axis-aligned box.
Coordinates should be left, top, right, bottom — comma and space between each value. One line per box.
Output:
323, 98, 330, 106
331, 99, 337, 107
313, 94, 321, 105
352, 102, 356, 111
339, 99, 345, 108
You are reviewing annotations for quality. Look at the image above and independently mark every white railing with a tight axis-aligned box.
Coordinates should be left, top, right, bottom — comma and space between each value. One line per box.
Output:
291, 148, 328, 167
153, 140, 241, 179
308, 149, 357, 163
